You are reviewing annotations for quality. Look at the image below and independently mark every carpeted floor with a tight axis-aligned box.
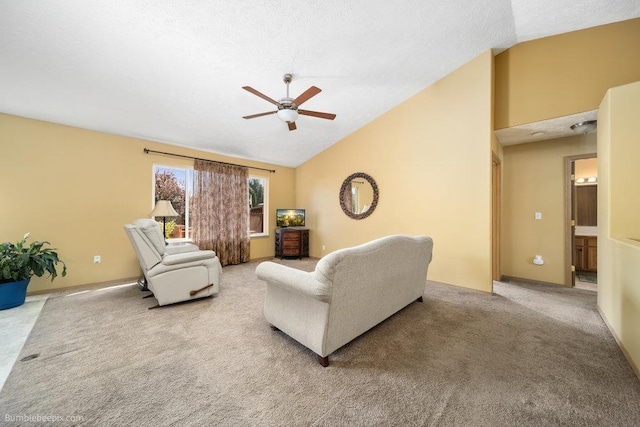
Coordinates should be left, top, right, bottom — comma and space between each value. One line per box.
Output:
1, 258, 639, 426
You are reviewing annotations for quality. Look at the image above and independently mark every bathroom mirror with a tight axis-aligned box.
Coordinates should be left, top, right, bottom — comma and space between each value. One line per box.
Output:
339, 172, 379, 220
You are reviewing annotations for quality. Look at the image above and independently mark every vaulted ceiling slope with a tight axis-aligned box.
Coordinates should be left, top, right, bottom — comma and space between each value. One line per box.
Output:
1, 1, 639, 167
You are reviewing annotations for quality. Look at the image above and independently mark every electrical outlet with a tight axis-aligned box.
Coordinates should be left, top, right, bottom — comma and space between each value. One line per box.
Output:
94, 255, 101, 264
322, 245, 326, 251
535, 212, 542, 220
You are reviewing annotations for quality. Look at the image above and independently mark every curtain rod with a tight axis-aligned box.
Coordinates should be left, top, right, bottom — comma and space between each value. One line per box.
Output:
143, 148, 276, 173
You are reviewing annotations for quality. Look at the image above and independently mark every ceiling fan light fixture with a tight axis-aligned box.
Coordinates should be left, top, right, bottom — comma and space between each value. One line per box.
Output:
242, 74, 334, 131
570, 120, 597, 134
277, 108, 298, 123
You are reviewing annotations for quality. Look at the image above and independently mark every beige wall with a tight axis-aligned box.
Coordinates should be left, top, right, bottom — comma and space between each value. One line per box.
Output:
608, 82, 640, 240
296, 50, 494, 292
501, 134, 596, 285
597, 81, 640, 374
495, 18, 640, 129
0, 113, 295, 293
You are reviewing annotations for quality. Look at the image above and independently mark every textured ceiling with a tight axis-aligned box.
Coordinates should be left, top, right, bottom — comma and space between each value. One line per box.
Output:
495, 109, 599, 145
1, 1, 639, 167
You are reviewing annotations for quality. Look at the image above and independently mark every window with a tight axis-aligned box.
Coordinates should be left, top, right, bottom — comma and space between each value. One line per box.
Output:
153, 166, 193, 240
154, 166, 268, 239
249, 176, 268, 236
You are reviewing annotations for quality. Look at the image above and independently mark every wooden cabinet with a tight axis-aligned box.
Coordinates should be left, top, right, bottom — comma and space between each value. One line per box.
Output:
586, 237, 597, 271
575, 235, 597, 272
275, 228, 309, 259
575, 237, 586, 271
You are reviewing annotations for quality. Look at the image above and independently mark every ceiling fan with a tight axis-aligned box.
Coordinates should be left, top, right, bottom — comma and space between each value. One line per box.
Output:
242, 74, 336, 131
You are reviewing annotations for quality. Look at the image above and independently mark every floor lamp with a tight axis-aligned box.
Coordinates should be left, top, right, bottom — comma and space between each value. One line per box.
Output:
150, 200, 179, 238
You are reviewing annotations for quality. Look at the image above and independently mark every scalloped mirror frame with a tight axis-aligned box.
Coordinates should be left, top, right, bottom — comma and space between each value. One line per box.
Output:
339, 172, 379, 220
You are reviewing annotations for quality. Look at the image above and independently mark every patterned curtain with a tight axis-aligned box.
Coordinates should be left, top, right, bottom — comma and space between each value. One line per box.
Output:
192, 160, 250, 266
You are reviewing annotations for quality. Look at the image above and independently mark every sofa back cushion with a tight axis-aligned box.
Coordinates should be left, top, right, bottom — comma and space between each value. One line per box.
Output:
124, 224, 163, 273
133, 218, 167, 255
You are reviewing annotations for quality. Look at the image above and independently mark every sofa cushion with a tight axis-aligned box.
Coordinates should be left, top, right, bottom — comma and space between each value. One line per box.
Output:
133, 218, 166, 255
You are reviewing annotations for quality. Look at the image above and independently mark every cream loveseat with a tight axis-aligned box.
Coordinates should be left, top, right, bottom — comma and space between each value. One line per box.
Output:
124, 219, 222, 308
255, 235, 433, 366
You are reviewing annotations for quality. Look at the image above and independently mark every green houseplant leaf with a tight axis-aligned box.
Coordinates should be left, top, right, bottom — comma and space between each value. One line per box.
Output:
0, 233, 67, 284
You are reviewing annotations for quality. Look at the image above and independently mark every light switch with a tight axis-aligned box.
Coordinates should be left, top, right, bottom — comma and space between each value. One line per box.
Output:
535, 212, 542, 220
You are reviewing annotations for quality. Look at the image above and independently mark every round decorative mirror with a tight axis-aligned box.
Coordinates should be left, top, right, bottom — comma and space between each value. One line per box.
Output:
339, 172, 379, 220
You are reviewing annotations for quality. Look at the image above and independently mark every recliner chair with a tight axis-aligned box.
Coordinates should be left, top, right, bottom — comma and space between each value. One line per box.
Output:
124, 218, 222, 308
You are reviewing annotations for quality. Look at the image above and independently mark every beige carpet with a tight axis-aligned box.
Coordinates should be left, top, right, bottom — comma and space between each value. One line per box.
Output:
1, 258, 639, 426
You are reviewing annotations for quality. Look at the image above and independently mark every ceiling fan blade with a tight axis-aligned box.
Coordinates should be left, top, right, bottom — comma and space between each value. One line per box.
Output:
242, 111, 277, 119
298, 110, 336, 120
242, 86, 281, 107
288, 122, 297, 131
293, 86, 321, 106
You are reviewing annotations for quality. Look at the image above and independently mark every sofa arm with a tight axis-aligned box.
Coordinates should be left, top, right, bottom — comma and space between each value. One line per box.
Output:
165, 242, 200, 255
161, 250, 217, 265
255, 262, 331, 302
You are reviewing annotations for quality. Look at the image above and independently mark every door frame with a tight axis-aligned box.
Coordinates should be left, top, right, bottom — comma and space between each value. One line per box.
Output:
564, 153, 597, 287
492, 152, 501, 286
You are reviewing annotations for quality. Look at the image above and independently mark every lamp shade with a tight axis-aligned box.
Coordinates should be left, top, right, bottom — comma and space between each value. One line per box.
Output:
150, 200, 178, 217
277, 108, 298, 123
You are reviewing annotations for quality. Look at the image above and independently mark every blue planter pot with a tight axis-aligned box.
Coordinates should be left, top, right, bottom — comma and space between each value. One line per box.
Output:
0, 278, 30, 310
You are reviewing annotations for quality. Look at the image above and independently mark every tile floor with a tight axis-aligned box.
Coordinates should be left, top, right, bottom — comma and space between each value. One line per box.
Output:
575, 275, 597, 292
0, 294, 49, 391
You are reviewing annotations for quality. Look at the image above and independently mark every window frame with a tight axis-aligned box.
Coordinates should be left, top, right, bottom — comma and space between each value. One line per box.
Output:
249, 175, 269, 238
152, 164, 193, 243
152, 165, 269, 241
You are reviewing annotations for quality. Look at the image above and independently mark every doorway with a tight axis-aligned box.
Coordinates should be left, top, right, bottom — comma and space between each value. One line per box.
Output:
565, 154, 597, 290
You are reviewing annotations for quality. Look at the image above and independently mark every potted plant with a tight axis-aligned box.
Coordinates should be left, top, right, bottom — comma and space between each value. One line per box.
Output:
0, 233, 67, 310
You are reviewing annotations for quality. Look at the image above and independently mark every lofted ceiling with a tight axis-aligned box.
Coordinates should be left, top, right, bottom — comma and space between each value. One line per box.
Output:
494, 109, 599, 145
1, 1, 639, 167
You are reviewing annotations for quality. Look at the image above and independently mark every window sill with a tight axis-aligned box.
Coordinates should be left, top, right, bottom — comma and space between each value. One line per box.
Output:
250, 232, 269, 239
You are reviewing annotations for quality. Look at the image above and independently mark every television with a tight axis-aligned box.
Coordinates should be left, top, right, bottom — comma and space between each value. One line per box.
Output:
276, 209, 305, 227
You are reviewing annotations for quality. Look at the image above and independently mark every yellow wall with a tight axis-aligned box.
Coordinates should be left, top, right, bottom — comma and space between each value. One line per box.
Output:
501, 134, 596, 285
0, 113, 295, 293
495, 18, 640, 129
597, 81, 640, 374
296, 50, 494, 292
608, 83, 640, 240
